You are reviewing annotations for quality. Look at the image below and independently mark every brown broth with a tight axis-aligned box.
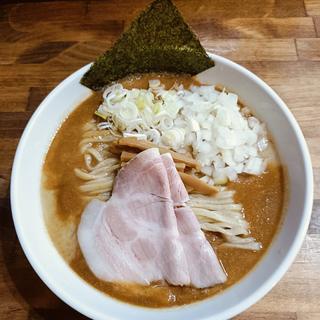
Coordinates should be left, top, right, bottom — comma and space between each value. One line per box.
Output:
42, 74, 285, 308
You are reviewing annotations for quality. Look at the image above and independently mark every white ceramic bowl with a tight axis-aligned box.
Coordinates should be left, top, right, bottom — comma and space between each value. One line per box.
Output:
11, 54, 313, 320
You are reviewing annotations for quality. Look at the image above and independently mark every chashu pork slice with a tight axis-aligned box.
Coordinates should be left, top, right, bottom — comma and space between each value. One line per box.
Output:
78, 148, 190, 285
175, 206, 227, 287
78, 148, 226, 288
161, 153, 189, 205
161, 153, 227, 287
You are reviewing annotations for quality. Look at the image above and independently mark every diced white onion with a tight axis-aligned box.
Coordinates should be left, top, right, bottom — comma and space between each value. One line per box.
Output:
97, 82, 269, 184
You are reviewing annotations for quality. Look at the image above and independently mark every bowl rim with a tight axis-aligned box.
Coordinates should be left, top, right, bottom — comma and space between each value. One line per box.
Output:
10, 53, 314, 320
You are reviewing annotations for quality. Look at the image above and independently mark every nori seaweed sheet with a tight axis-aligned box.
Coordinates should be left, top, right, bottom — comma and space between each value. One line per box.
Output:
81, 0, 214, 90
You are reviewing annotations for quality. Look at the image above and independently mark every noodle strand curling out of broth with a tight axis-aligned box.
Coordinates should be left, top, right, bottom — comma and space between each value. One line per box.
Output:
74, 120, 120, 201
188, 192, 262, 251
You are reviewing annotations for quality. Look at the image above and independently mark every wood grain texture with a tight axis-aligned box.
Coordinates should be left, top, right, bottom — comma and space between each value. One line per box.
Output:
297, 39, 320, 60
305, 0, 320, 16
314, 16, 320, 37
192, 17, 316, 39
204, 39, 298, 61
88, 0, 307, 19
0, 1, 319, 320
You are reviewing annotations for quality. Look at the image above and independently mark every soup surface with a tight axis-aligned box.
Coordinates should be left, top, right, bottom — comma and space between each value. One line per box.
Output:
42, 74, 285, 307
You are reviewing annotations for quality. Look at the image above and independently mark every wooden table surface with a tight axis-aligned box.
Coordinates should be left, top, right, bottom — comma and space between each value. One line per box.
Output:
0, 0, 319, 319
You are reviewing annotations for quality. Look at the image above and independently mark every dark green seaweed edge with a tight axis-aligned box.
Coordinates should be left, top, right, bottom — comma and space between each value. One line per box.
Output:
81, 0, 214, 90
